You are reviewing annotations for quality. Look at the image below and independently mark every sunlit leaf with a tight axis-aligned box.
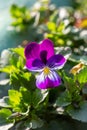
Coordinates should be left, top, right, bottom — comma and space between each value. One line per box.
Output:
47, 22, 56, 31
20, 87, 31, 106
57, 22, 65, 32
17, 56, 25, 69
76, 66, 87, 83
32, 89, 48, 107
55, 91, 71, 107
0, 65, 16, 74
8, 90, 22, 110
11, 48, 25, 58
0, 109, 12, 125
67, 101, 87, 122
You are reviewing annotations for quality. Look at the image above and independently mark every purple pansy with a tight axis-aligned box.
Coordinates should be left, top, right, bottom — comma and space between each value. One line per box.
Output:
24, 39, 66, 89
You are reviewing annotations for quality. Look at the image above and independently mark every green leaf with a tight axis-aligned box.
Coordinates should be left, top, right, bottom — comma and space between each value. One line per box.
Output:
63, 72, 76, 91
25, 114, 44, 129
0, 109, 12, 125
20, 87, 31, 106
32, 89, 48, 107
57, 22, 65, 32
80, 55, 87, 65
10, 70, 21, 88
17, 56, 25, 69
76, 66, 87, 84
11, 47, 25, 58
8, 90, 22, 111
50, 10, 59, 22
62, 72, 82, 103
21, 72, 31, 81
9, 53, 19, 67
10, 4, 31, 31
10, 4, 26, 18
55, 91, 71, 107
0, 65, 16, 74
69, 54, 80, 63
67, 101, 87, 122
47, 22, 56, 31
10, 70, 32, 90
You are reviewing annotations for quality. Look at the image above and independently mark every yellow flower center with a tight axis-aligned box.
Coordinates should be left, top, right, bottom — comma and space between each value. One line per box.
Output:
43, 67, 50, 75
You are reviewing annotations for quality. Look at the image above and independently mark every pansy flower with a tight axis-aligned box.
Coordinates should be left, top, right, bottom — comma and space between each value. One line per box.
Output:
24, 39, 66, 89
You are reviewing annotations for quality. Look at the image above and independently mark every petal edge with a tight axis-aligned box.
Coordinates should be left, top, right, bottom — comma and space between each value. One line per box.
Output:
47, 54, 66, 70
24, 42, 40, 59
40, 39, 55, 60
36, 71, 61, 89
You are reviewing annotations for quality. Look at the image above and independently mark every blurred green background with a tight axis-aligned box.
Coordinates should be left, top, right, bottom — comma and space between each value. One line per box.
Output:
0, 0, 74, 52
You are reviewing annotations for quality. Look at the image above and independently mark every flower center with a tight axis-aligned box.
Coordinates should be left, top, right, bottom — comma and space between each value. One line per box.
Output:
43, 67, 50, 75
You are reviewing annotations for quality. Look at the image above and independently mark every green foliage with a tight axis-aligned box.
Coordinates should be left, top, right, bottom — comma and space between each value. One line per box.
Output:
25, 114, 44, 129
1, 43, 87, 128
10, 4, 35, 31
56, 90, 72, 107
75, 66, 87, 84
0, 65, 17, 74
11, 48, 25, 58
10, 70, 32, 90
0, 84, 48, 128
67, 101, 87, 122
8, 90, 22, 111
7, 87, 48, 111
45, 21, 66, 46
0, 109, 12, 125
75, 0, 87, 15
32, 89, 48, 108
62, 72, 82, 104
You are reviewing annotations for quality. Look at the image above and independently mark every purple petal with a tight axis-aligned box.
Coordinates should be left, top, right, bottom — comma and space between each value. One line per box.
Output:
47, 54, 66, 70
25, 59, 44, 72
40, 50, 47, 64
40, 39, 54, 61
36, 71, 61, 89
24, 42, 40, 59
